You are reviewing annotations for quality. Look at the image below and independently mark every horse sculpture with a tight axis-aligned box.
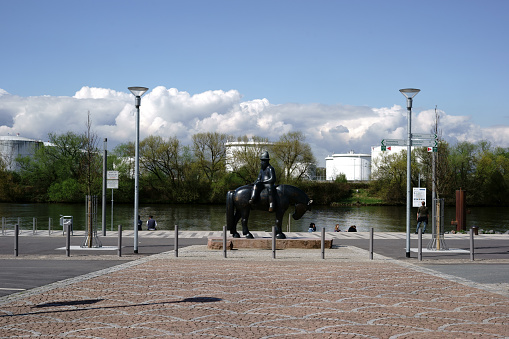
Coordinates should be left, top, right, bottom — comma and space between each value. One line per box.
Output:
226, 184, 312, 239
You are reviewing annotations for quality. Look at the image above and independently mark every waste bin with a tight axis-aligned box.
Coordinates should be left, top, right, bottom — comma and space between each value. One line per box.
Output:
60, 216, 73, 235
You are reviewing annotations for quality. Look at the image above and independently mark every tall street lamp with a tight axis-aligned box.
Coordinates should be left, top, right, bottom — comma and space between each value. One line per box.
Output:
128, 86, 149, 254
400, 88, 420, 258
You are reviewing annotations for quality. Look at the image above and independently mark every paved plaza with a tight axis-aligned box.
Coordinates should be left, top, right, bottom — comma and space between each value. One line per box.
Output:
0, 232, 508, 338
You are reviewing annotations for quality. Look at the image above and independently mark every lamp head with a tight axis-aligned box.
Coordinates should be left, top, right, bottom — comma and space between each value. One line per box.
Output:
399, 88, 420, 109
128, 87, 149, 97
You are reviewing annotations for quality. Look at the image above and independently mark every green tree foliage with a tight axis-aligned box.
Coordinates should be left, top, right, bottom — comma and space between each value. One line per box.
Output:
370, 149, 420, 204
228, 136, 270, 184
17, 131, 101, 202
271, 131, 316, 183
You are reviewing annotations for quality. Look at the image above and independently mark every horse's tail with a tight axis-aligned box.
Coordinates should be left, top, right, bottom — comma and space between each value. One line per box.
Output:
226, 190, 235, 231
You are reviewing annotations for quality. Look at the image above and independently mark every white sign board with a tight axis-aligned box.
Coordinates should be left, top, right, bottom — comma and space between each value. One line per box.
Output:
413, 187, 426, 207
107, 179, 119, 189
107, 171, 119, 180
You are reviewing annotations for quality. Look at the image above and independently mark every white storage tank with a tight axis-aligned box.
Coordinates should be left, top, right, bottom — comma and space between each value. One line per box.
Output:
325, 151, 371, 181
0, 135, 42, 171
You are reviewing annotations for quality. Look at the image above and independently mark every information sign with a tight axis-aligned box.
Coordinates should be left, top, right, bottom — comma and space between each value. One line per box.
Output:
413, 187, 426, 207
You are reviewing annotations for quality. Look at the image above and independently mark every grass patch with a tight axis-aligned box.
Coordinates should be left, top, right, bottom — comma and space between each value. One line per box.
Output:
336, 188, 383, 205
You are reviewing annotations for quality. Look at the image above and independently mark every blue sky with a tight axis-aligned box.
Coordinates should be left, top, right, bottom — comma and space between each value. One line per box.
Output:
1, 0, 508, 164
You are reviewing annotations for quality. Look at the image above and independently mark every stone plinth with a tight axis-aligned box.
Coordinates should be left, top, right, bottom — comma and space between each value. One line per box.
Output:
207, 237, 333, 250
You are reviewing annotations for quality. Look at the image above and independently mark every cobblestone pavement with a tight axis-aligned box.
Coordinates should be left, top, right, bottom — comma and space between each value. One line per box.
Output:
1, 246, 508, 338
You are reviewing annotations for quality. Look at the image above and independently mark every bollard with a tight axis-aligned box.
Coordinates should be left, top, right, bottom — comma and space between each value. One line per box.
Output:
118, 225, 122, 257
321, 228, 325, 259
272, 226, 276, 259
223, 225, 227, 258
369, 227, 374, 260
470, 227, 475, 261
14, 224, 19, 257
418, 228, 422, 261
66, 223, 71, 257
175, 225, 179, 257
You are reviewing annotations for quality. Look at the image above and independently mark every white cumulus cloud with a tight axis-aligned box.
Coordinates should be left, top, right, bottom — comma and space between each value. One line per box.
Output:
1, 86, 508, 166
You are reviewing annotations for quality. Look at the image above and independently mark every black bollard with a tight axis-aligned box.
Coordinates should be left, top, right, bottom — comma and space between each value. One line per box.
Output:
369, 227, 374, 260
175, 225, 179, 257
223, 225, 227, 258
66, 224, 71, 257
272, 226, 276, 259
118, 225, 122, 257
321, 228, 325, 259
14, 224, 19, 257
470, 227, 475, 261
418, 228, 422, 261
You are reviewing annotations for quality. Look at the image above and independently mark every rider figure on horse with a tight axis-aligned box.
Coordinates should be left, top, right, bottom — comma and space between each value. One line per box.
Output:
249, 151, 276, 212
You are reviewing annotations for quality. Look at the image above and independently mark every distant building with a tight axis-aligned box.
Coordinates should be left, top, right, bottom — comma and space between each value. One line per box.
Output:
225, 139, 273, 172
0, 135, 43, 172
325, 151, 371, 181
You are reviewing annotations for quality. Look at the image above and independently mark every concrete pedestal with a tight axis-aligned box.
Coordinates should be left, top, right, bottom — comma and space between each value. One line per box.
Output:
207, 237, 333, 250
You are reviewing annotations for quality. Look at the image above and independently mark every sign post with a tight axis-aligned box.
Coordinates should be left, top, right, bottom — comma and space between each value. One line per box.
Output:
107, 171, 119, 231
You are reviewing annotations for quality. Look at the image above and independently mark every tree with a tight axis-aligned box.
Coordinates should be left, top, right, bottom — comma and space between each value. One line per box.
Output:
18, 131, 89, 202
192, 132, 229, 183
82, 112, 101, 196
228, 136, 270, 184
271, 131, 316, 182
371, 149, 420, 204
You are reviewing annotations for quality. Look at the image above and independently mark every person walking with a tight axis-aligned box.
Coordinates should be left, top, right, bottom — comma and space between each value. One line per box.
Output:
416, 201, 429, 234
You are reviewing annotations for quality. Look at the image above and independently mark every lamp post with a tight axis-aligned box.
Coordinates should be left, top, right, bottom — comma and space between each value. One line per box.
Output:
400, 88, 420, 258
128, 86, 149, 254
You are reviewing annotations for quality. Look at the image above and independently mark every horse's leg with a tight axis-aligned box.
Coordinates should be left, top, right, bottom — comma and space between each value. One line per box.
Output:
275, 208, 286, 239
241, 209, 254, 239
231, 211, 241, 238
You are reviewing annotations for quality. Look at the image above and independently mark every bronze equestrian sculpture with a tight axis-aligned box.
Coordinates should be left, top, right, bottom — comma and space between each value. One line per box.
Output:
226, 151, 312, 239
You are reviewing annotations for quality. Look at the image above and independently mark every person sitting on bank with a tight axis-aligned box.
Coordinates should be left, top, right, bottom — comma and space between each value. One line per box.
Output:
308, 222, 317, 232
348, 225, 357, 232
334, 224, 341, 232
147, 215, 157, 230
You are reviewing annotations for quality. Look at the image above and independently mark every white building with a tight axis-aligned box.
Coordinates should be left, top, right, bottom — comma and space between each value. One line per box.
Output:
224, 140, 273, 172
0, 135, 43, 171
325, 151, 371, 181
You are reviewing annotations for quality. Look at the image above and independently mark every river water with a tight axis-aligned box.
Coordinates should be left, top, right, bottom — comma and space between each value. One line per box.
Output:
1, 203, 508, 234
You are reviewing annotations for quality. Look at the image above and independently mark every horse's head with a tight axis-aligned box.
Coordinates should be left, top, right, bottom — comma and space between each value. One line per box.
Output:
292, 199, 312, 220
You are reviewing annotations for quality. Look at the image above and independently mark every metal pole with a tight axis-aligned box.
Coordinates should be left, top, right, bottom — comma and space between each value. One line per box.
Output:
406, 97, 412, 258
48, 217, 51, 235
175, 225, 179, 257
18, 217, 21, 235
102, 138, 107, 236
14, 224, 19, 257
66, 223, 71, 257
118, 225, 122, 257
33, 217, 36, 235
134, 101, 140, 253
321, 228, 325, 259
369, 227, 374, 260
272, 226, 276, 259
111, 189, 114, 232
470, 227, 475, 261
222, 225, 227, 258
418, 228, 422, 261
2, 216, 5, 235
